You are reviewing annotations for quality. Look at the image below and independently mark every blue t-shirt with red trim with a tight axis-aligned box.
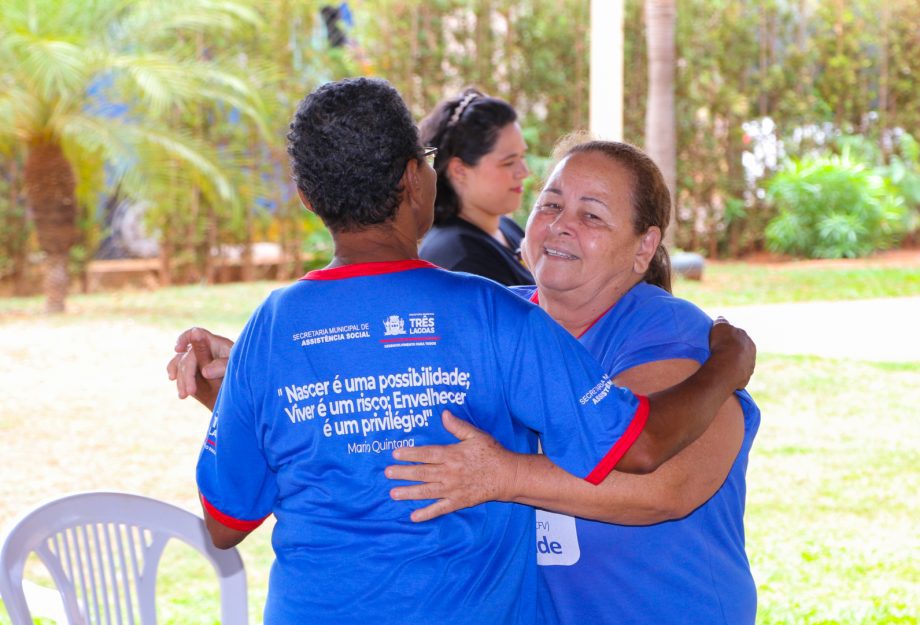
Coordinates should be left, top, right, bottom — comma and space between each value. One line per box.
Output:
196, 260, 648, 625
514, 282, 760, 625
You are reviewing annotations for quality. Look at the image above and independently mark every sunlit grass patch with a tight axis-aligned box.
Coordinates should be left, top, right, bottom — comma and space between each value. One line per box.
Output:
747, 354, 919, 625
675, 263, 920, 308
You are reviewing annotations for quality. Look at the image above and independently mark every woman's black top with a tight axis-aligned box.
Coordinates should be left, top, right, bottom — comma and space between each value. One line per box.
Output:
419, 215, 535, 286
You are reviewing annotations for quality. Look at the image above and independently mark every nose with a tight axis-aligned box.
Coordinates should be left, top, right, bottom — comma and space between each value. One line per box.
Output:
548, 210, 573, 237
516, 158, 529, 180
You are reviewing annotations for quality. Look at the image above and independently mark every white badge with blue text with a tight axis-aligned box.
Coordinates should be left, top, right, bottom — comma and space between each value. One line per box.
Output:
536, 510, 580, 566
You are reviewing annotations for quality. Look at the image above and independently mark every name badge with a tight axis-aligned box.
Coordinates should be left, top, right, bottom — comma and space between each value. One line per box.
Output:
536, 510, 580, 566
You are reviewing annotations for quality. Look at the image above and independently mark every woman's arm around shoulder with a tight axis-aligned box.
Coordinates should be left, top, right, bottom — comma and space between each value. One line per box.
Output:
387, 357, 744, 524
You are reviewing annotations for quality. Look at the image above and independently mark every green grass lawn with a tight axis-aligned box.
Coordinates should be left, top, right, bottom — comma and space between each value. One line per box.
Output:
2, 260, 919, 324
673, 262, 920, 308
1, 259, 918, 625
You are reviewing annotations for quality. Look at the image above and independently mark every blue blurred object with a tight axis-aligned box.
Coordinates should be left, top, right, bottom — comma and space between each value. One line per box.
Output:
339, 2, 353, 27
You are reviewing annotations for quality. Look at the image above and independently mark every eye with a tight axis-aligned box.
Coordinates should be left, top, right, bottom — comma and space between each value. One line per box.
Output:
538, 201, 561, 211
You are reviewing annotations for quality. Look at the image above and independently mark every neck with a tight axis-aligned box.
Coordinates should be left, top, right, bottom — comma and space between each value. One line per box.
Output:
458, 207, 503, 239
538, 277, 640, 336
328, 222, 419, 268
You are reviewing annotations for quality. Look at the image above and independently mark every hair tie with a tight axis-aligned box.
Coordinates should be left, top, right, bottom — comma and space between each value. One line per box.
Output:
448, 92, 478, 127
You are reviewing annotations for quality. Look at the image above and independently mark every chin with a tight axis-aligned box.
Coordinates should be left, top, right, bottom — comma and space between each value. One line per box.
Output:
534, 267, 578, 292
499, 200, 522, 216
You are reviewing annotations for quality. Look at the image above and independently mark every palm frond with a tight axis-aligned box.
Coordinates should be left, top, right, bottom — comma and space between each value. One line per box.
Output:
102, 52, 269, 135
0, 80, 55, 142
122, 124, 237, 204
57, 111, 240, 211
105, 53, 204, 117
3, 30, 91, 102
194, 85, 269, 137
112, 0, 262, 49
1, 0, 135, 39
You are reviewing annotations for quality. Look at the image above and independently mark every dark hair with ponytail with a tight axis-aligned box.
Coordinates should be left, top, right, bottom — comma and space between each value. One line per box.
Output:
561, 139, 673, 292
418, 88, 517, 224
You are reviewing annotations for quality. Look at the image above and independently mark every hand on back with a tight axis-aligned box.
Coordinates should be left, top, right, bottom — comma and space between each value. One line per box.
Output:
708, 317, 756, 390
166, 327, 234, 411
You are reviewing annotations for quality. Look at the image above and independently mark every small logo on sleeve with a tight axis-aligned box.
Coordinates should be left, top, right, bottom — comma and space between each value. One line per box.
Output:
204, 412, 219, 454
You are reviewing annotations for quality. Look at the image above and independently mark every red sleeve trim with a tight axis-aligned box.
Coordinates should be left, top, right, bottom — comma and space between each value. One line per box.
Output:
301, 259, 440, 281
200, 493, 269, 532
583, 394, 649, 485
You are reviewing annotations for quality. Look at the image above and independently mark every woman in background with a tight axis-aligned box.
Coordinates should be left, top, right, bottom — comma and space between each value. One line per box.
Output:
418, 88, 534, 286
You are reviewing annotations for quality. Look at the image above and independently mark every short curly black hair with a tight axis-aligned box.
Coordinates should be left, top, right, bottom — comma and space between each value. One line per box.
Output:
287, 78, 422, 232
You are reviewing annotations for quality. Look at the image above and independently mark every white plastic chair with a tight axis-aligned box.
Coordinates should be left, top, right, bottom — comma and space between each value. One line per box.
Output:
0, 491, 248, 625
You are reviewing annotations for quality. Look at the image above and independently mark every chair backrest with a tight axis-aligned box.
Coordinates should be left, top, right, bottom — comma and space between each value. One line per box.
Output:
0, 491, 248, 625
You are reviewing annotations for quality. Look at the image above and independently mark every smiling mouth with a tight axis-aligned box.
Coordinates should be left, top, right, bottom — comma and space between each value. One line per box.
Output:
544, 247, 578, 260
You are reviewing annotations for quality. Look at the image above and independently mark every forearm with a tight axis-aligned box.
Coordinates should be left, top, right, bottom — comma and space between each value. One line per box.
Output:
506, 453, 674, 523
200, 496, 251, 549
388, 393, 743, 523
496, 448, 710, 525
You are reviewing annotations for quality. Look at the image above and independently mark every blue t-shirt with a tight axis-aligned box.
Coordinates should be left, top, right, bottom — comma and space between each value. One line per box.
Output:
197, 260, 648, 625
514, 282, 760, 625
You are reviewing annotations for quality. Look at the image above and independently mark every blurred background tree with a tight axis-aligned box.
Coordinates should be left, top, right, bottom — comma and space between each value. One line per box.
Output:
1, 0, 918, 307
0, 0, 268, 312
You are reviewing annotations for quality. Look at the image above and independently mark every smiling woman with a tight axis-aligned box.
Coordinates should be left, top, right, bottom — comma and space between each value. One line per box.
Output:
389, 139, 761, 625
525, 150, 660, 331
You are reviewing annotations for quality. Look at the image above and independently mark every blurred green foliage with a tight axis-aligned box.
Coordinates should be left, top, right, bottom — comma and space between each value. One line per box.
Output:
2, 0, 920, 292
765, 144, 909, 258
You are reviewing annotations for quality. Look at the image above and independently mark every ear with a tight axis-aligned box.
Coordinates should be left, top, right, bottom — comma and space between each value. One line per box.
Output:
446, 156, 467, 189
403, 157, 423, 202
296, 188, 316, 214
633, 226, 661, 274
519, 235, 533, 269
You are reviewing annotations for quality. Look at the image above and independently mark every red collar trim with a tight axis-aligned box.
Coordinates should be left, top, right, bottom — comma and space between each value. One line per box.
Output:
529, 289, 614, 339
301, 259, 439, 281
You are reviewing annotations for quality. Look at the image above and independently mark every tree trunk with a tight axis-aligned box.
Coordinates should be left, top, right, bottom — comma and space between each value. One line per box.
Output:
644, 0, 678, 249
6, 157, 31, 296
188, 187, 202, 282
277, 187, 291, 281
475, 0, 494, 93
407, 4, 418, 112
759, 4, 769, 117
879, 0, 889, 154
159, 217, 174, 286
23, 141, 78, 313
44, 253, 70, 312
205, 201, 218, 284
573, 11, 586, 132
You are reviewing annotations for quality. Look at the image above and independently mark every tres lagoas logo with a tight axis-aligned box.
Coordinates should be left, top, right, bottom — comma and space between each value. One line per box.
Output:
381, 313, 439, 347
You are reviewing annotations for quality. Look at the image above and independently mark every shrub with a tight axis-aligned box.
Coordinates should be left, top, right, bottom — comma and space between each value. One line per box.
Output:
764, 148, 907, 258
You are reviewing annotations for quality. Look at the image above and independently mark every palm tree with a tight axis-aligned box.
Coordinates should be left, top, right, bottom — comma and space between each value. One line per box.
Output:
0, 0, 266, 312
644, 0, 677, 249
